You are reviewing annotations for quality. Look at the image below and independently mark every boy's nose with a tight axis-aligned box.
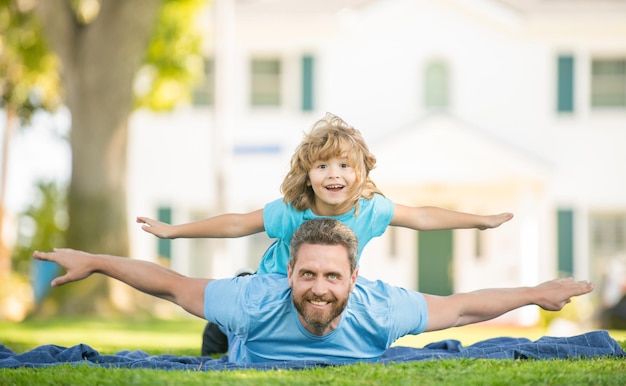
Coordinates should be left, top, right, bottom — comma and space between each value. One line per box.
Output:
327, 165, 341, 177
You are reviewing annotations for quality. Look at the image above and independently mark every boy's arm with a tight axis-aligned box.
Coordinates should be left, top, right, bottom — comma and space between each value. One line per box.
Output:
422, 278, 594, 332
32, 248, 210, 318
137, 209, 265, 239
390, 204, 513, 231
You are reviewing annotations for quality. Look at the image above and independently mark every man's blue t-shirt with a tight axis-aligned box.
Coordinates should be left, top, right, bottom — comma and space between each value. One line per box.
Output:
204, 274, 428, 364
259, 194, 395, 274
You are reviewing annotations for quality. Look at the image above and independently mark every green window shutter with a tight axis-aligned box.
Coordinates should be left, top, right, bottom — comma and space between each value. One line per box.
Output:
557, 55, 575, 112
158, 206, 172, 261
557, 209, 574, 276
424, 61, 449, 109
301, 55, 315, 111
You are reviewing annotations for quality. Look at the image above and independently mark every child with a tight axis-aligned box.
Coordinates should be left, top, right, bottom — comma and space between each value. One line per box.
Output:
137, 112, 513, 353
138, 112, 512, 273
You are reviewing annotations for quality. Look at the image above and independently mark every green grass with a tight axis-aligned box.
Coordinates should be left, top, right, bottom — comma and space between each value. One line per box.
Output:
0, 316, 208, 356
1, 317, 625, 385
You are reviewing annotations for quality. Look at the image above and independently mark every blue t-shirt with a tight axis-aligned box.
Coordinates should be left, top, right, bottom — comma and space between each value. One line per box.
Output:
259, 194, 395, 274
204, 274, 428, 364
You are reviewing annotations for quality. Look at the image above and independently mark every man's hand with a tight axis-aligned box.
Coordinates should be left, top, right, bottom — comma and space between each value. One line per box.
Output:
33, 248, 96, 287
424, 277, 594, 332
533, 277, 594, 311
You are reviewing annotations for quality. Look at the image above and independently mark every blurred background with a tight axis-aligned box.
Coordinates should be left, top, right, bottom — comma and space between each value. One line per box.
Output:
1, 0, 625, 334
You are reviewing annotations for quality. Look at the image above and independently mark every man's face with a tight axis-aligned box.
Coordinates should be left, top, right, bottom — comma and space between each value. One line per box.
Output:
287, 243, 358, 336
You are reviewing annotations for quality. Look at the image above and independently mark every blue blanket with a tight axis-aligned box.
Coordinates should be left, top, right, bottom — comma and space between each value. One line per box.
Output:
1, 331, 623, 371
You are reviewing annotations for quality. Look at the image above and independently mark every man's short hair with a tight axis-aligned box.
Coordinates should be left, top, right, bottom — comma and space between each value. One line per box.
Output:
289, 218, 358, 272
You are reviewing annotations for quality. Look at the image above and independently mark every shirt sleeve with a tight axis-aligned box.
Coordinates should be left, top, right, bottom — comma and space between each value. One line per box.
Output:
263, 198, 286, 239
388, 286, 429, 337
370, 194, 395, 237
204, 278, 250, 338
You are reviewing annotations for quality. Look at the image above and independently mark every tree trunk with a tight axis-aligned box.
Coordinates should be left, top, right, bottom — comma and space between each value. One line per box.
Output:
35, 0, 163, 313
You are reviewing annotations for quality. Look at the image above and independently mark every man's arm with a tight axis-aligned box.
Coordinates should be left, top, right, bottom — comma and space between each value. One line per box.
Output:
137, 209, 265, 239
32, 248, 210, 319
391, 204, 513, 231
423, 278, 594, 332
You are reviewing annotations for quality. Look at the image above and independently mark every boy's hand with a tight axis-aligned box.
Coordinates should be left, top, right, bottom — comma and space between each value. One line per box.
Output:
478, 213, 514, 230
136, 216, 174, 238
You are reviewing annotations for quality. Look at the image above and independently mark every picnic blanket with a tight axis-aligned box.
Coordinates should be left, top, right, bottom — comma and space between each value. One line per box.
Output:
1, 330, 623, 371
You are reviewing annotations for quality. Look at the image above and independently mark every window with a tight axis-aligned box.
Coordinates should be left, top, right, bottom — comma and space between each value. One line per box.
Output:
250, 58, 281, 106
557, 55, 575, 112
424, 60, 449, 109
590, 213, 626, 258
192, 58, 214, 106
591, 58, 626, 109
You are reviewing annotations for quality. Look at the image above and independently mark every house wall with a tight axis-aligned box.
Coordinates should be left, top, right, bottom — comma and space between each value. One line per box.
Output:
127, 0, 626, 324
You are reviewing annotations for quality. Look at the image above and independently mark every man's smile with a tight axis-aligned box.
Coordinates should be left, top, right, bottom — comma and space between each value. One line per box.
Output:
309, 299, 330, 307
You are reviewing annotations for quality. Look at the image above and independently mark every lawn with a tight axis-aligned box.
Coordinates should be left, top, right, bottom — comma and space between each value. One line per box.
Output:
1, 317, 625, 385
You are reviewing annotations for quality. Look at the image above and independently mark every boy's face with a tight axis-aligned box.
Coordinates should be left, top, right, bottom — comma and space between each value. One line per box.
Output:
307, 155, 357, 216
287, 242, 358, 336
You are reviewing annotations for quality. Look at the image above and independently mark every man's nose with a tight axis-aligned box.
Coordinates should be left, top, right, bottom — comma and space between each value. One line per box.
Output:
311, 278, 328, 296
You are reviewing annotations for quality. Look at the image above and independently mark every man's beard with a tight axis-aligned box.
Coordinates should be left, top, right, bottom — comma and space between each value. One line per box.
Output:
293, 295, 348, 335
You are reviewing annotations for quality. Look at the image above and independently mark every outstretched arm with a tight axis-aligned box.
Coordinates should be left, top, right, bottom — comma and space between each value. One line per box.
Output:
137, 208, 265, 239
423, 278, 594, 332
32, 249, 209, 319
391, 204, 513, 231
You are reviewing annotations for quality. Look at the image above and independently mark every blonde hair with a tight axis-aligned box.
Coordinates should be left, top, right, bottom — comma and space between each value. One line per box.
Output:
281, 113, 382, 214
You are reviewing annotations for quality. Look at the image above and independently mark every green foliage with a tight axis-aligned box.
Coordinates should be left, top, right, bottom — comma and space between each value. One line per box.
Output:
3, 0, 206, 305
0, 0, 62, 123
134, 0, 206, 111
11, 181, 67, 276
1, 0, 207, 119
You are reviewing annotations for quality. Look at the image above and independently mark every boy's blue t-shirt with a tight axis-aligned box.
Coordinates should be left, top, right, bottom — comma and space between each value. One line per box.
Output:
204, 274, 428, 364
259, 193, 395, 274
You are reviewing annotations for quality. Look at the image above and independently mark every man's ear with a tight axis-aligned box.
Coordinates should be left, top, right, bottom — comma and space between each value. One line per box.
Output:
349, 267, 359, 291
287, 263, 293, 282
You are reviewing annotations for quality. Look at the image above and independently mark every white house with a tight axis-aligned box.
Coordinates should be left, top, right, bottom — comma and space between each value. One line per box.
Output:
127, 0, 626, 325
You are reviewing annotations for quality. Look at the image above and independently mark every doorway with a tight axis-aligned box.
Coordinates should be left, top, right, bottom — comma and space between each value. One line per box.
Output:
418, 229, 454, 295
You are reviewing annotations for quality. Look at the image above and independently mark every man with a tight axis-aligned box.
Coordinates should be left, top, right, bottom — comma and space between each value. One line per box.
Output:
33, 218, 594, 364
